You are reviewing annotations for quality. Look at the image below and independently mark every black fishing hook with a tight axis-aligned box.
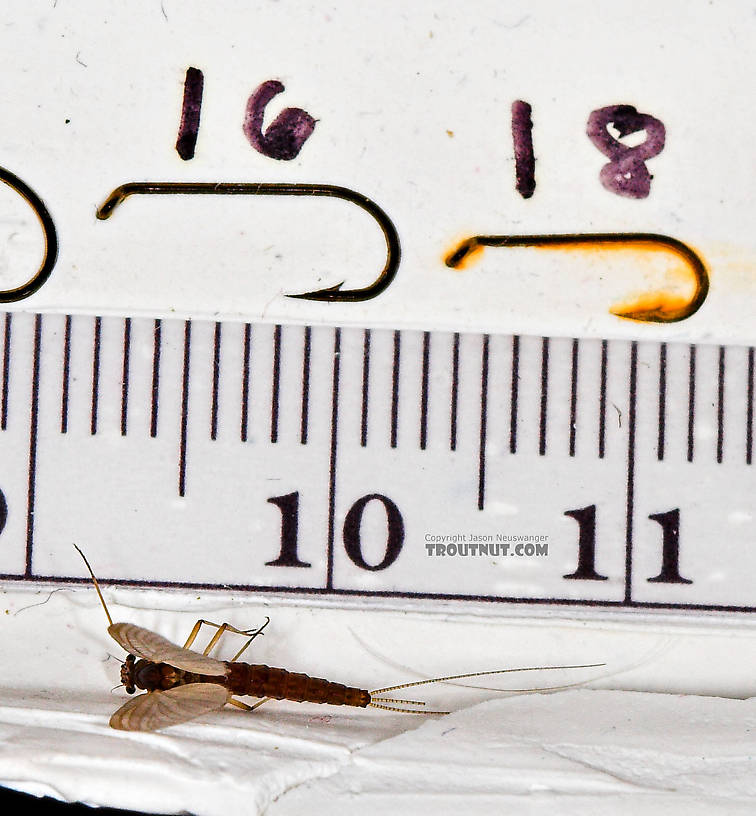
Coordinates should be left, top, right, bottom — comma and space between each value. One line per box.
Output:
0, 166, 58, 302
96, 181, 400, 302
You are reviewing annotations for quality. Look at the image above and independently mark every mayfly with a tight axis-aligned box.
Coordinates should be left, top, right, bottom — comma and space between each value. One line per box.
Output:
75, 546, 603, 732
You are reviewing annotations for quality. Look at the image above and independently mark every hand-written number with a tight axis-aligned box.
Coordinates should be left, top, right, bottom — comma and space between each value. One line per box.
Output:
586, 104, 666, 199
242, 80, 316, 161
0, 488, 6, 536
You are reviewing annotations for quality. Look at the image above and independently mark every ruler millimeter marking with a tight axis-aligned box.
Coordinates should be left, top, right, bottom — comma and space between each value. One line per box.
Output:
0, 311, 755, 614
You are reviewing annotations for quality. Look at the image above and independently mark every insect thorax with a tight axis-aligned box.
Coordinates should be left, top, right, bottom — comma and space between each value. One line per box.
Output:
123, 657, 217, 693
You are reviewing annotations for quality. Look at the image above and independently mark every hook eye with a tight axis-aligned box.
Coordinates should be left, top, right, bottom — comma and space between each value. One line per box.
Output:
96, 181, 400, 302
0, 166, 58, 302
445, 232, 709, 323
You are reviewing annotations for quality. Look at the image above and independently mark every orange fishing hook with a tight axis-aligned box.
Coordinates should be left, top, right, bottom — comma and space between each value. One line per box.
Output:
445, 232, 709, 323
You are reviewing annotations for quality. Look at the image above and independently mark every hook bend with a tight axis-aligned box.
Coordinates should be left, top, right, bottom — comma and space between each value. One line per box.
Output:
0, 166, 58, 303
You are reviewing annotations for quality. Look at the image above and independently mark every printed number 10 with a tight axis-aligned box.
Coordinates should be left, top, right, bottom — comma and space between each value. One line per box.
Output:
266, 491, 404, 572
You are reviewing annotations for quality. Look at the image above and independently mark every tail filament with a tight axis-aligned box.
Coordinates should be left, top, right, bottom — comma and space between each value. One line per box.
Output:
369, 662, 604, 715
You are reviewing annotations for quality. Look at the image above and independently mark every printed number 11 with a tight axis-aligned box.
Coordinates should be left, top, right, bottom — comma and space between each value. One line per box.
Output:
564, 505, 692, 584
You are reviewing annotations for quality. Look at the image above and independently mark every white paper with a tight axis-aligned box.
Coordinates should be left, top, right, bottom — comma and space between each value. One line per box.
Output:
1, 2, 755, 812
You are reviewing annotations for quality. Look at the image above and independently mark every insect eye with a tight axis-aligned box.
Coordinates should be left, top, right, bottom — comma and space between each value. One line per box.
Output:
126, 686, 136, 695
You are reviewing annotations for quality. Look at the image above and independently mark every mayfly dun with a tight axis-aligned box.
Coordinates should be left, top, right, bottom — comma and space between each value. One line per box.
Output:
75, 546, 603, 732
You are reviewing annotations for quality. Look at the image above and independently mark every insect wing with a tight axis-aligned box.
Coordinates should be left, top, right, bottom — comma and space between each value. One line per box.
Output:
109, 683, 230, 731
108, 622, 227, 675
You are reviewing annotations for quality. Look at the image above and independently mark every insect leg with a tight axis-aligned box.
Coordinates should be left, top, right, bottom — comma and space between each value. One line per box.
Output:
202, 623, 233, 655
227, 696, 271, 712
182, 617, 270, 657
229, 618, 270, 661
182, 619, 206, 650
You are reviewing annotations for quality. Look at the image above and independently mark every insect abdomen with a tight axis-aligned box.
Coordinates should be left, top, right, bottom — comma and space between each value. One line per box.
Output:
227, 663, 370, 707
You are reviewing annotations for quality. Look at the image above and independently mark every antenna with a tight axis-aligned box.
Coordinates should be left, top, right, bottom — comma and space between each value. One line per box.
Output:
73, 544, 114, 627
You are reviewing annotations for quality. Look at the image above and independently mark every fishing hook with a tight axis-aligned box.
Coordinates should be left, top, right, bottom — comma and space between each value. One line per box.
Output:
445, 232, 709, 322
0, 166, 58, 302
96, 181, 401, 302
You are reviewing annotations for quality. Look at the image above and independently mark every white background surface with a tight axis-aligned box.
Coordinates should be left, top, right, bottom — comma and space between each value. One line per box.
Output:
0, 1, 755, 813
0, 0, 753, 342
2, 586, 755, 813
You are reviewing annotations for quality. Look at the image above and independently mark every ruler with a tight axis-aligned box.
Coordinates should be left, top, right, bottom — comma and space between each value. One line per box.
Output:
1, 310, 753, 614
